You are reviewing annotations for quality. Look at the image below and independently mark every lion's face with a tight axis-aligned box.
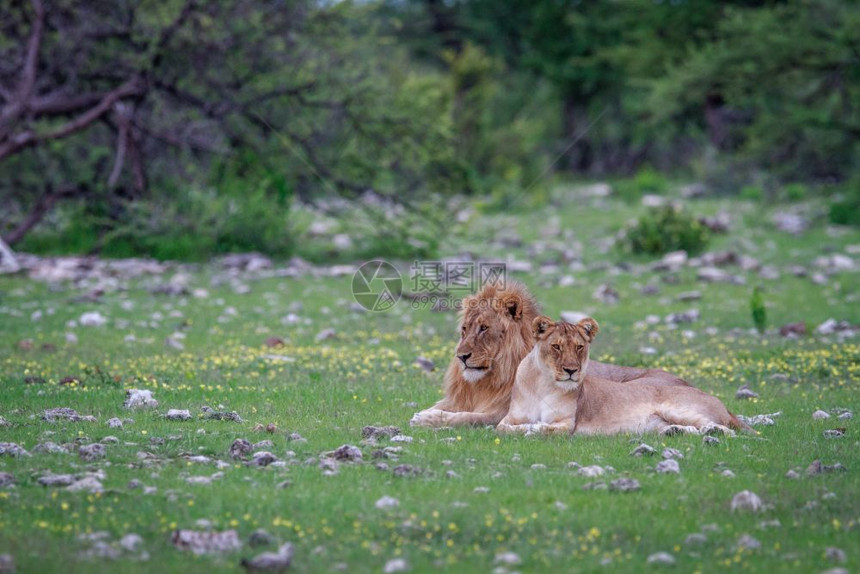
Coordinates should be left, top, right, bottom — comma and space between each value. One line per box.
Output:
455, 289, 529, 383
533, 315, 599, 390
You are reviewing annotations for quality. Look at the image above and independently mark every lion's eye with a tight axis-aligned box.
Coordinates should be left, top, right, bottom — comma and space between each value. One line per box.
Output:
551, 344, 561, 351
479, 325, 488, 333
577, 345, 584, 352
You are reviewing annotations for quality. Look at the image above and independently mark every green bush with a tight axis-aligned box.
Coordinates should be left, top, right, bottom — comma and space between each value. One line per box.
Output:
740, 185, 764, 201
620, 205, 711, 256
614, 167, 669, 203
782, 183, 807, 202
829, 180, 860, 227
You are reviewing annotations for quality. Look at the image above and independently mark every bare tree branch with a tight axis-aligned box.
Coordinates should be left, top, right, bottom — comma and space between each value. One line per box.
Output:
0, 77, 144, 161
3, 183, 86, 246
18, 0, 46, 102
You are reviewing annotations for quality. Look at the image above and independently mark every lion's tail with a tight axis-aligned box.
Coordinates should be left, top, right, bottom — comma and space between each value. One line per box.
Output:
728, 412, 755, 434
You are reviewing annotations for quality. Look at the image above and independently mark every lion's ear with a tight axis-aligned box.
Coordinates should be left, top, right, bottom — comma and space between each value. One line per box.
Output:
578, 317, 599, 341
533, 315, 554, 340
500, 292, 525, 321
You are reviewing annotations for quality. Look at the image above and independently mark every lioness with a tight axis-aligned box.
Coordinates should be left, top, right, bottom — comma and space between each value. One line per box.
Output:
410, 281, 689, 428
497, 316, 751, 435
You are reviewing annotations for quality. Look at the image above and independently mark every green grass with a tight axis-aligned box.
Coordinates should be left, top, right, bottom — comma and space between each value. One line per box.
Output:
0, 187, 858, 572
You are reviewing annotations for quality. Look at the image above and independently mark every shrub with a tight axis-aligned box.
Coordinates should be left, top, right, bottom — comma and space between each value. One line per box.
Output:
614, 167, 669, 203
828, 179, 860, 227
620, 205, 711, 256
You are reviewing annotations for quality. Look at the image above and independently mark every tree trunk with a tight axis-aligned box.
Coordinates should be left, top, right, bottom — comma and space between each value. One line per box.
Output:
562, 96, 593, 173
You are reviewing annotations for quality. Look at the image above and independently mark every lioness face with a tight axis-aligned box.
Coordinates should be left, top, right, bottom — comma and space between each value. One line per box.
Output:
455, 292, 526, 383
533, 316, 599, 390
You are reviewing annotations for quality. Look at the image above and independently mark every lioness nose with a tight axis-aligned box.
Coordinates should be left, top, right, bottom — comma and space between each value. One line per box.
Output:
563, 367, 578, 376
458, 353, 472, 365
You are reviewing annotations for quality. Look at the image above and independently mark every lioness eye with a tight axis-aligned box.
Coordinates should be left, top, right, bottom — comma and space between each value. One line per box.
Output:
577, 345, 584, 351
479, 325, 488, 333
551, 344, 561, 351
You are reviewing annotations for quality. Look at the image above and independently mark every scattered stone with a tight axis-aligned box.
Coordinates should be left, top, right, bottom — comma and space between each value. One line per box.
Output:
390, 435, 413, 444
247, 452, 278, 467
286, 432, 306, 443
0, 238, 21, 274
79, 311, 108, 327
825, 547, 847, 563
531, 463, 546, 470
253, 440, 274, 450
685, 533, 707, 546
171, 529, 242, 555
414, 357, 435, 372
698, 267, 744, 284
248, 529, 276, 548
560, 311, 588, 323
736, 534, 761, 551
731, 490, 763, 512
721, 469, 736, 478
779, 322, 807, 337
42, 407, 84, 422
119, 533, 144, 553
240, 542, 293, 572
662, 448, 684, 460
202, 407, 243, 422
124, 389, 158, 409
276, 480, 292, 489
0, 473, 15, 487
583, 481, 607, 491
593, 284, 620, 304
264, 337, 286, 348
737, 412, 781, 426
33, 441, 70, 454
322, 445, 362, 463
677, 291, 702, 303
494, 551, 522, 565
630, 443, 656, 457
107, 417, 123, 429
656, 460, 680, 474
79, 443, 106, 461
703, 435, 720, 446
230, 439, 253, 459
319, 459, 340, 476
665, 309, 700, 324
578, 465, 605, 478
785, 470, 800, 480
772, 211, 808, 235
362, 426, 401, 440
38, 474, 76, 487
165, 409, 192, 421
315, 328, 336, 342
383, 558, 410, 573
812, 410, 831, 420
67, 476, 104, 493
0, 442, 30, 457
646, 552, 676, 565
375, 496, 400, 510
735, 385, 759, 400
393, 464, 420, 477
609, 478, 641, 492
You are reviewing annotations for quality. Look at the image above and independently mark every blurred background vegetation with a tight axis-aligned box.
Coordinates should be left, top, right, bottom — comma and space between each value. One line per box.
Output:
0, 0, 857, 261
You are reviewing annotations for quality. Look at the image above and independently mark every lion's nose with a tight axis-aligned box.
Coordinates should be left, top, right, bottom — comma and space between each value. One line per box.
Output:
563, 367, 578, 376
458, 352, 472, 365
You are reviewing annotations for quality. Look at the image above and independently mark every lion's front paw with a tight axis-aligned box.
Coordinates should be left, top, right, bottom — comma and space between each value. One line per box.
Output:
524, 423, 547, 436
410, 409, 449, 428
661, 424, 700, 436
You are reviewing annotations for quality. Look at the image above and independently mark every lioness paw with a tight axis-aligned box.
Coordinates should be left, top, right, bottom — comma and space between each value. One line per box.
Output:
702, 423, 735, 436
410, 409, 449, 428
661, 424, 700, 436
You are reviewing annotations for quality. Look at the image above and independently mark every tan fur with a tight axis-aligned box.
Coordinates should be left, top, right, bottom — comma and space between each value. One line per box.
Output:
411, 281, 689, 429
497, 316, 751, 436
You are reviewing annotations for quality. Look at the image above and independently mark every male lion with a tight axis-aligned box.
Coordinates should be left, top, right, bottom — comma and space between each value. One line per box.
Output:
497, 316, 751, 435
410, 281, 688, 428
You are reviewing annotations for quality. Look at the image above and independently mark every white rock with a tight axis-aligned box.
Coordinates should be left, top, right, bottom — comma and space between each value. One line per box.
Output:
656, 460, 680, 474
383, 558, 410, 573
812, 409, 831, 420
731, 490, 763, 512
560, 311, 588, 323
375, 496, 400, 510
124, 389, 158, 409
646, 552, 675, 565
80, 312, 107, 327
494, 551, 522, 565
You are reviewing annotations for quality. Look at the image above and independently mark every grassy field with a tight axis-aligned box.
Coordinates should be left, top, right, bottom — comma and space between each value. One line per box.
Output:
0, 186, 858, 573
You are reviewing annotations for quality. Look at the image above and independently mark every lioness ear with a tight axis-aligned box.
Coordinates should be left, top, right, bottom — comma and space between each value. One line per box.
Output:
499, 292, 525, 321
532, 315, 554, 340
578, 318, 599, 341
